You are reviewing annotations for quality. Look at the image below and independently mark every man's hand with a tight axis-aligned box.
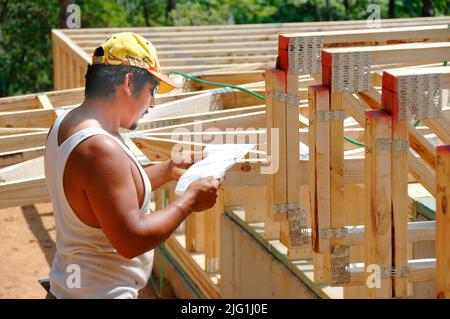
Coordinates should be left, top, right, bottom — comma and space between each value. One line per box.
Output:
184, 176, 223, 212
170, 150, 206, 181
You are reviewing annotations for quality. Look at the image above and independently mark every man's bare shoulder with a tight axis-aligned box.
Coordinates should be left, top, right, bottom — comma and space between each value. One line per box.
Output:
68, 134, 130, 175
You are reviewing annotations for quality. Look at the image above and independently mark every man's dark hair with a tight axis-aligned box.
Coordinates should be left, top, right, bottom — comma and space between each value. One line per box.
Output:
84, 64, 159, 99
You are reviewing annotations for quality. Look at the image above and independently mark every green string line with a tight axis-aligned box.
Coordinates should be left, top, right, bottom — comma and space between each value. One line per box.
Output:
168, 70, 266, 100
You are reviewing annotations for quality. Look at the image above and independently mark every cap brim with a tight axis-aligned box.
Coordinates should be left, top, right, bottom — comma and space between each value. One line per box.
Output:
148, 70, 181, 94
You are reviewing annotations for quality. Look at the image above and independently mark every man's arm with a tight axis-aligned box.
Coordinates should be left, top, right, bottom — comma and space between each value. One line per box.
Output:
75, 136, 219, 259
142, 159, 173, 190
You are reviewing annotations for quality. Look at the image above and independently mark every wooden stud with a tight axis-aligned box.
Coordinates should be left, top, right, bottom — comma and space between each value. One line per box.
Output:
204, 190, 224, 273
436, 145, 450, 299
382, 71, 409, 297
308, 85, 331, 283
264, 68, 286, 239
364, 109, 392, 298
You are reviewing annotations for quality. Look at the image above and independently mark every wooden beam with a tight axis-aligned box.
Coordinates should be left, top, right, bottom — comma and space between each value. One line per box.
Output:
0, 108, 58, 128
347, 259, 436, 286
264, 68, 285, 239
382, 72, 409, 297
0, 146, 45, 168
204, 190, 223, 273
364, 109, 392, 298
308, 85, 332, 284
0, 131, 48, 153
342, 92, 436, 196
436, 145, 450, 299
321, 62, 347, 285
164, 236, 220, 298
279, 24, 450, 49
322, 42, 450, 70
0, 176, 49, 209
36, 94, 55, 111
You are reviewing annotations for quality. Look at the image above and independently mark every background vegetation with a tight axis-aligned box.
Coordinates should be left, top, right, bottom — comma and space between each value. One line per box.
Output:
0, 0, 448, 97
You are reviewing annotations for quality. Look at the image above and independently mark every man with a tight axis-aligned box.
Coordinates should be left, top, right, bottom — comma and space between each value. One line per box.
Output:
44, 32, 221, 298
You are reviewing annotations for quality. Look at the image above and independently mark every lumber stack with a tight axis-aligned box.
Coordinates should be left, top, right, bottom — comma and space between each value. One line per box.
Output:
52, 16, 450, 90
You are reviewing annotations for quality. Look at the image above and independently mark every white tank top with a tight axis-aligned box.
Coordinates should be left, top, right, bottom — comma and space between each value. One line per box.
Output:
44, 110, 154, 299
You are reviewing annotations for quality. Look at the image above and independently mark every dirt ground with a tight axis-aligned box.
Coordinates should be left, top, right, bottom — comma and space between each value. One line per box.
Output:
0, 202, 175, 299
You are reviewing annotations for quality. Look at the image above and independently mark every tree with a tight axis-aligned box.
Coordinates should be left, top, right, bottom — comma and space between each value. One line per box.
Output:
389, 0, 395, 18
1, 0, 448, 97
166, 0, 176, 22
59, 0, 76, 28
0, 1, 59, 97
422, 0, 434, 16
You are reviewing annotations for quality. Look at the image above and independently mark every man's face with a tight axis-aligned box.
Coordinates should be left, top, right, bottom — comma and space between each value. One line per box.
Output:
126, 81, 158, 131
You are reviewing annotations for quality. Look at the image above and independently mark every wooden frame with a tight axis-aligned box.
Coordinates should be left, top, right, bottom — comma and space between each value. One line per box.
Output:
52, 17, 450, 89
2, 18, 450, 299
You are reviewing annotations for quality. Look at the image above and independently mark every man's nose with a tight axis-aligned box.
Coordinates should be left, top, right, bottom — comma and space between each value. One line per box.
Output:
148, 96, 156, 109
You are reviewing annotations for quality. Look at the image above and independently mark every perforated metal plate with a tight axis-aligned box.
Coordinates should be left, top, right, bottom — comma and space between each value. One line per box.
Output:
331, 52, 371, 93
397, 73, 443, 121
331, 245, 350, 284
380, 266, 410, 278
376, 138, 409, 152
317, 110, 348, 122
274, 91, 301, 106
288, 36, 323, 75
274, 202, 309, 246
320, 227, 349, 239
287, 205, 310, 246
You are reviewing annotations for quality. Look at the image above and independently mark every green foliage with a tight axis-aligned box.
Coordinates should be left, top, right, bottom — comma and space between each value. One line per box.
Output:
169, 1, 231, 26
0, 0, 448, 97
0, 1, 59, 96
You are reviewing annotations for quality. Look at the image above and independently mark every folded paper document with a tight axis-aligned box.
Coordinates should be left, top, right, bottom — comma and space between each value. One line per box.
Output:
175, 144, 255, 196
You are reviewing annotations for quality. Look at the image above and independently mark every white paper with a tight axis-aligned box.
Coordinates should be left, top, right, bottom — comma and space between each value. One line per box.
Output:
175, 144, 255, 196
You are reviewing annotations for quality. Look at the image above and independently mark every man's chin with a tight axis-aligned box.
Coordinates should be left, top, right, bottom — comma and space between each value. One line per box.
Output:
128, 122, 139, 131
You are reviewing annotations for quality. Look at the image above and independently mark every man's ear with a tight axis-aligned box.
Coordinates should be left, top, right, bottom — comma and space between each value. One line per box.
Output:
123, 73, 133, 96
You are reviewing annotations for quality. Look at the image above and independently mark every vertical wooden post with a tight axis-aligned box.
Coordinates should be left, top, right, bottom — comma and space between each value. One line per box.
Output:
436, 144, 450, 299
308, 84, 331, 283
186, 199, 206, 253
154, 187, 165, 211
322, 61, 347, 285
79, 66, 85, 88
364, 109, 392, 298
51, 32, 59, 90
264, 69, 286, 240
185, 214, 198, 252
72, 59, 79, 88
382, 72, 409, 297
204, 189, 224, 273
329, 91, 346, 285
244, 186, 266, 223
280, 72, 308, 260
61, 49, 67, 90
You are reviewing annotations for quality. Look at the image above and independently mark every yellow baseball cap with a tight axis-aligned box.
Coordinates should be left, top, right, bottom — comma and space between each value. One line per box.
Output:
91, 32, 180, 94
